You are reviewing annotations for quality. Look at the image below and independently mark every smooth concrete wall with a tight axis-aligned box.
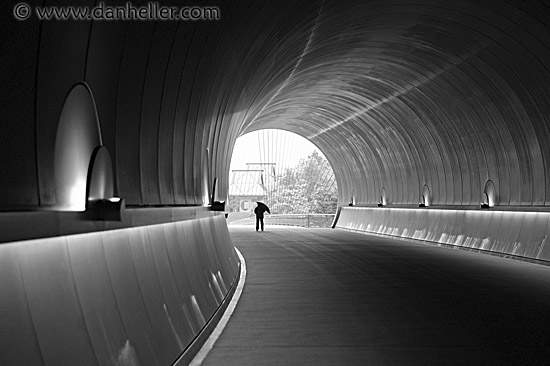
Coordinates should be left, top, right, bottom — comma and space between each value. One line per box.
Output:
0, 214, 239, 366
336, 207, 550, 263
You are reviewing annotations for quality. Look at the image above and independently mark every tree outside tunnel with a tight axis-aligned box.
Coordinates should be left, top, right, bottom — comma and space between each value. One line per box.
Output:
228, 130, 338, 218
271, 150, 338, 214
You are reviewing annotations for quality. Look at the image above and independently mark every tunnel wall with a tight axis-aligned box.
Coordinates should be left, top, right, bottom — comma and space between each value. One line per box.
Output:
2, 1, 549, 211
237, 0, 550, 211
0, 1, 243, 208
1, 3, 549, 364
0, 214, 239, 366
336, 207, 550, 263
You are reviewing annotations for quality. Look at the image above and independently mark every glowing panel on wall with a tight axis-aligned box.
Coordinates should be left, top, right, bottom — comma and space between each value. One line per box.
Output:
484, 180, 497, 207
54, 83, 102, 211
86, 146, 114, 201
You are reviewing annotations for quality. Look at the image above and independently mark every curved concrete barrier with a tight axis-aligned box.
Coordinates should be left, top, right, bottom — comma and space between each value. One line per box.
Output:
336, 207, 550, 263
0, 214, 239, 366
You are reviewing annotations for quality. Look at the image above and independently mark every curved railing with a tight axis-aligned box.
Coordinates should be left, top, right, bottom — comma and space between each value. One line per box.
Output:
228, 213, 335, 228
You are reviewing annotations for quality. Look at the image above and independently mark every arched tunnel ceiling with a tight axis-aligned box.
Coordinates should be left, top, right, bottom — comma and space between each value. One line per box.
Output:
237, 0, 550, 207
1, 0, 549, 209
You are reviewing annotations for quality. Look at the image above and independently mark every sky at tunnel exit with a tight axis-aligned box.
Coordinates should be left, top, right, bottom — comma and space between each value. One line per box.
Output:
230, 129, 322, 174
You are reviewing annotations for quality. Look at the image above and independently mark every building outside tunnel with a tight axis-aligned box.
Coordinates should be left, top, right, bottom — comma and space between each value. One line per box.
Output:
1, 0, 550, 365
227, 129, 338, 228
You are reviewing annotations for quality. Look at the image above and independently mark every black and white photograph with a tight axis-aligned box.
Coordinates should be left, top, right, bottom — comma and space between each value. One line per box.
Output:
1, 1, 550, 365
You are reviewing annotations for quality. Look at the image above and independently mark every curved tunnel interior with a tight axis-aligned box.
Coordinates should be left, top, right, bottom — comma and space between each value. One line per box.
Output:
234, 0, 550, 208
1, 0, 549, 211
1, 0, 550, 365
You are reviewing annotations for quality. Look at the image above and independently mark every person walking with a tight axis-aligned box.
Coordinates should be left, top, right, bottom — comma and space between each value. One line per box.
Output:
254, 202, 270, 231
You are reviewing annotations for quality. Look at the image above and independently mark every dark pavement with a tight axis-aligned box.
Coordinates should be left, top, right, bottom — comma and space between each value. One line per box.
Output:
201, 226, 550, 365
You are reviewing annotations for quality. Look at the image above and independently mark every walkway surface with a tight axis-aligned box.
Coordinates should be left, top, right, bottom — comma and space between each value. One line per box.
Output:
201, 226, 550, 365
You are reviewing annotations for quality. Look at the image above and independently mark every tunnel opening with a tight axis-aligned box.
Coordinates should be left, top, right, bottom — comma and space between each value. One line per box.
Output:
227, 129, 338, 227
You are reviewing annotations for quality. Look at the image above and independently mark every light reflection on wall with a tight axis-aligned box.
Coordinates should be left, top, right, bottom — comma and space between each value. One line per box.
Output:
337, 206, 550, 262
68, 178, 88, 210
87, 146, 114, 201
54, 83, 102, 211
377, 207, 544, 216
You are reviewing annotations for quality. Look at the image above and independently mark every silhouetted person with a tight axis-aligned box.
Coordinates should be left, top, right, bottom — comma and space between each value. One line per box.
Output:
254, 202, 270, 231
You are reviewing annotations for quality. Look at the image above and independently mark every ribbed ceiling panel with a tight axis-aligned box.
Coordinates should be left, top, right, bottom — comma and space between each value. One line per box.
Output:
1, 0, 548, 209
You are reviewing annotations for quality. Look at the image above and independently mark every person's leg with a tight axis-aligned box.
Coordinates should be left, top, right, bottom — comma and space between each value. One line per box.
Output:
256, 216, 259, 231
260, 217, 264, 231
